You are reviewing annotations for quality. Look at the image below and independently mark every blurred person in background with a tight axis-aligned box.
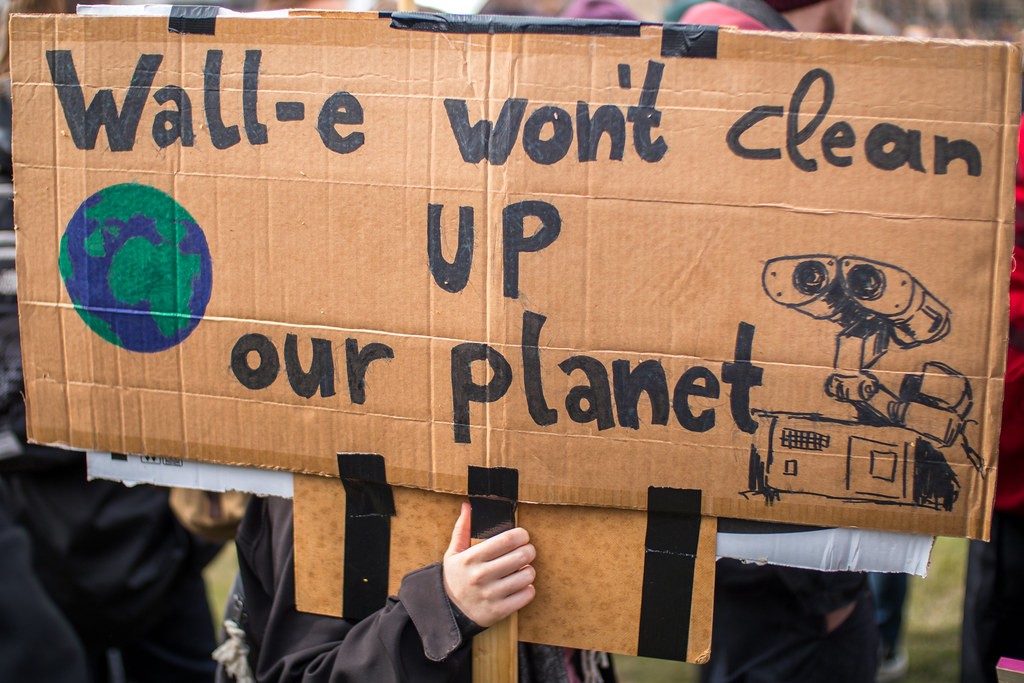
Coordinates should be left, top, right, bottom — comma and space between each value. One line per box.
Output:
960, 120, 1024, 683
868, 572, 908, 682
477, 0, 638, 20
0, 1, 223, 681
0, 476, 87, 682
680, 0, 853, 32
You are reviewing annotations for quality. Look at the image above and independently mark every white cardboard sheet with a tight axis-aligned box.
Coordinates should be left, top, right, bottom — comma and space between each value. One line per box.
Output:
86, 450, 294, 498
86, 451, 932, 575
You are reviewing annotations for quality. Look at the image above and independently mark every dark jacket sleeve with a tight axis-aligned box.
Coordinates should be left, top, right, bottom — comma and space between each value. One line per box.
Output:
237, 495, 477, 683
0, 479, 87, 683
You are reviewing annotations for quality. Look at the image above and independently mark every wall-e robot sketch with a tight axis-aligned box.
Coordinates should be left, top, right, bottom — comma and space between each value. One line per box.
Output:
747, 255, 980, 512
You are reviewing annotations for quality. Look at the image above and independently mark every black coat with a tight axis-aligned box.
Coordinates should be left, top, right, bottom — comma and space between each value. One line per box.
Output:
237, 495, 477, 683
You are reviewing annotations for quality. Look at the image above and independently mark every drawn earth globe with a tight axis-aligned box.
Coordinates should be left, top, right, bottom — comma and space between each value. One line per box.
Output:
59, 183, 212, 353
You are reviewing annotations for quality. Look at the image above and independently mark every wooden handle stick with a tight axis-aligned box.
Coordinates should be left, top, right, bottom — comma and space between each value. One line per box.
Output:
472, 574, 518, 683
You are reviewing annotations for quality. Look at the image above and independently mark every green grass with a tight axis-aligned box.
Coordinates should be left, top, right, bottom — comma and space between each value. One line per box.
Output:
614, 656, 699, 682
901, 537, 967, 682
204, 541, 241, 631
203, 537, 969, 683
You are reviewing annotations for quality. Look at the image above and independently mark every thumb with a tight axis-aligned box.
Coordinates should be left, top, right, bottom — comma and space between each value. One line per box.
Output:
446, 502, 472, 558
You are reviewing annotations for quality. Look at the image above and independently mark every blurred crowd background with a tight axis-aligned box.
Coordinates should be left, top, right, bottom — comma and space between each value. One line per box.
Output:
855, 0, 1024, 40
82, 0, 1024, 38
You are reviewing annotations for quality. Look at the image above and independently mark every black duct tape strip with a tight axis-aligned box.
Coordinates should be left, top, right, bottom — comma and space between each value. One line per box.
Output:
717, 517, 823, 534
637, 487, 702, 662
660, 25, 718, 59
168, 5, 218, 35
387, 12, 642, 37
467, 465, 518, 540
338, 453, 395, 622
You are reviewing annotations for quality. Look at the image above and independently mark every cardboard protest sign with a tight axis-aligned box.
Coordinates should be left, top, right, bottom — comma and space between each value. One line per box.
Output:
10, 11, 1020, 541
292, 472, 717, 661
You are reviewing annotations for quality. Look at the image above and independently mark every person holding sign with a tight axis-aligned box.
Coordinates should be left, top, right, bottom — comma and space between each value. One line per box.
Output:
229, 496, 614, 682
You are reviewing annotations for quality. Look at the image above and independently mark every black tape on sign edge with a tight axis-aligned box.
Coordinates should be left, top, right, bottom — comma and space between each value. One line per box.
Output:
467, 466, 518, 540
338, 453, 395, 621
337, 453, 396, 517
168, 5, 218, 35
660, 24, 718, 59
338, 452, 387, 484
637, 487, 702, 662
388, 11, 642, 37
467, 465, 518, 500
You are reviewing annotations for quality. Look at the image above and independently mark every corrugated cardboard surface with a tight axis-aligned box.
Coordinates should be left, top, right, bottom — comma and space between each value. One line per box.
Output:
10, 13, 1020, 537
293, 473, 716, 661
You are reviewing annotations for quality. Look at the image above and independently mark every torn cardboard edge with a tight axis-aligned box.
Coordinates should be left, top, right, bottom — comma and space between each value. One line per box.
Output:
86, 450, 933, 575
86, 449, 294, 498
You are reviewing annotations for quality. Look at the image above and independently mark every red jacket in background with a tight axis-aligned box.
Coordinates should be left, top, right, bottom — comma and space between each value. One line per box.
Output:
681, 2, 769, 29
994, 124, 1024, 516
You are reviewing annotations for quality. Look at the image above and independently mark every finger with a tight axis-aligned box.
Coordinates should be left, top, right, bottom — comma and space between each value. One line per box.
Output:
477, 579, 537, 627
457, 536, 533, 584
465, 527, 531, 564
495, 583, 536, 617
445, 502, 472, 558
491, 564, 536, 599
477, 542, 536, 583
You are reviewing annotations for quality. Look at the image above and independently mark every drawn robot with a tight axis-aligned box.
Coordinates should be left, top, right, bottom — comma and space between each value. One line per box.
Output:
747, 255, 979, 511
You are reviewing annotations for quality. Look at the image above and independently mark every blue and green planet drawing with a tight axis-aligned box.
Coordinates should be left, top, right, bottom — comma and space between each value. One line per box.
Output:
59, 183, 212, 353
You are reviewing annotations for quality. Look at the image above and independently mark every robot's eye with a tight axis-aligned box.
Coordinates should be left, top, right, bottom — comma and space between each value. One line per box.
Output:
846, 264, 886, 301
792, 260, 829, 296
